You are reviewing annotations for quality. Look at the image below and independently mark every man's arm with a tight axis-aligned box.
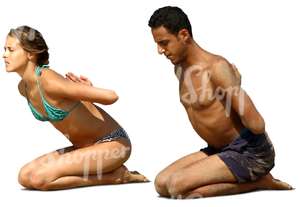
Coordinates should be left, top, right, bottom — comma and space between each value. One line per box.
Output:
40, 69, 118, 105
211, 59, 265, 134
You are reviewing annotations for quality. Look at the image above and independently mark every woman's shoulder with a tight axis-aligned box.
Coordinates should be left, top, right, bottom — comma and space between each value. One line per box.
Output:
40, 67, 62, 79
39, 68, 67, 96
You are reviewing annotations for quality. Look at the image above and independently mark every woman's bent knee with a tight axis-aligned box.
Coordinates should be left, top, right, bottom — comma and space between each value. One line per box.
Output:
29, 169, 51, 190
18, 165, 33, 188
19, 165, 52, 190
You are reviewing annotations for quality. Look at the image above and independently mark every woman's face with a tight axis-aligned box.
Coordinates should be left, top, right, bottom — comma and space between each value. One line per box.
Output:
3, 35, 29, 73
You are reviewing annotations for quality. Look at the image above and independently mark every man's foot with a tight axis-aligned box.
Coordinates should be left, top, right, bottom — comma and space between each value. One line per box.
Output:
258, 173, 293, 190
113, 166, 149, 184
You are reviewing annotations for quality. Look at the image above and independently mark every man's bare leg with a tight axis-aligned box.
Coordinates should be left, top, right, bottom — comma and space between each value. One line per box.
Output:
165, 155, 292, 199
155, 151, 208, 197
182, 174, 293, 199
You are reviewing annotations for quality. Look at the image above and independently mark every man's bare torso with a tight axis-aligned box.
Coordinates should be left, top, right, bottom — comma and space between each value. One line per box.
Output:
176, 56, 245, 148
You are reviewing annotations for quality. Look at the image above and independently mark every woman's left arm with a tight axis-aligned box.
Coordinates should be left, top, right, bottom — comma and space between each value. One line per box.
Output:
41, 70, 118, 105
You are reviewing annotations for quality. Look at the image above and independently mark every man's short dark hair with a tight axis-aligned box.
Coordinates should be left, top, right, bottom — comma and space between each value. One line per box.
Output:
148, 6, 193, 38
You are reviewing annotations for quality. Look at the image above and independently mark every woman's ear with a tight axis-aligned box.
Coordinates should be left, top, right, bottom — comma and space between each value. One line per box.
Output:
27, 52, 36, 62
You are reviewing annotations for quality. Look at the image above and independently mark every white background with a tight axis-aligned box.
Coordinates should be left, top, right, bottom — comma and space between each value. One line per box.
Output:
0, 0, 299, 206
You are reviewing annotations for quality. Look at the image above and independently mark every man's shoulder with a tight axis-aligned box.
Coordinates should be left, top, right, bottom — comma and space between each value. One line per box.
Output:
209, 56, 241, 87
210, 55, 231, 70
208, 54, 232, 76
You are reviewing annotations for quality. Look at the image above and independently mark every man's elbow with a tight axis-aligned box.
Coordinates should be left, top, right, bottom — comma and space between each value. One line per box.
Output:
251, 117, 265, 134
242, 116, 265, 134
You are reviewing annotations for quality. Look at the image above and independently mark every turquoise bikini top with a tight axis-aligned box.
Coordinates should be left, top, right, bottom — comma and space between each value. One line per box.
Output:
25, 65, 80, 122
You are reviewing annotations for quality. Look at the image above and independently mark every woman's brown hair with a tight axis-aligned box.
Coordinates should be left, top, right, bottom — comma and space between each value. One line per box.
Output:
8, 25, 49, 66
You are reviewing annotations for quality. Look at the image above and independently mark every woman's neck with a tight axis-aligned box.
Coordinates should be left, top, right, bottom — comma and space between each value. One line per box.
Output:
18, 62, 37, 84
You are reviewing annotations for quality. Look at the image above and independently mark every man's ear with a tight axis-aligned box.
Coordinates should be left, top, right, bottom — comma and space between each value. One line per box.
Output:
178, 29, 191, 42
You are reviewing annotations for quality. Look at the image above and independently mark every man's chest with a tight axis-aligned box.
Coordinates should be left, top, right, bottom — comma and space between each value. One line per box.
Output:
179, 68, 217, 108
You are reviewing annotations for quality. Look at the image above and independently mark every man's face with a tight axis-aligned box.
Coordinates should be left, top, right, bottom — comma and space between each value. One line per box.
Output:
151, 26, 186, 65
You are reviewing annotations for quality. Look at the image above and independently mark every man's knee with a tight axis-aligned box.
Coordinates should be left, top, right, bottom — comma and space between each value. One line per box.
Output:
154, 172, 170, 196
166, 172, 187, 198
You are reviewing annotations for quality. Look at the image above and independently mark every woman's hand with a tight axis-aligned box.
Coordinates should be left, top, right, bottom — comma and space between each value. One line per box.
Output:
65, 72, 93, 86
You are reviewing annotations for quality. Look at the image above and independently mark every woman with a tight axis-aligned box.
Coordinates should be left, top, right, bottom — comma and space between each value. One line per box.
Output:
3, 25, 148, 190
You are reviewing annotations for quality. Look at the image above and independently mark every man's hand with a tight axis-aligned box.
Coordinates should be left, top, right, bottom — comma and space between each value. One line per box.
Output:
65, 72, 93, 86
231, 63, 241, 86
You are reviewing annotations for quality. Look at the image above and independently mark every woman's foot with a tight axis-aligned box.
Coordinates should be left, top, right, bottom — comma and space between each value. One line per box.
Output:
113, 166, 149, 184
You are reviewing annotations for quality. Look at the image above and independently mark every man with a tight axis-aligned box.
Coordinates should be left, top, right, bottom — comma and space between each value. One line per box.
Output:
148, 6, 292, 199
